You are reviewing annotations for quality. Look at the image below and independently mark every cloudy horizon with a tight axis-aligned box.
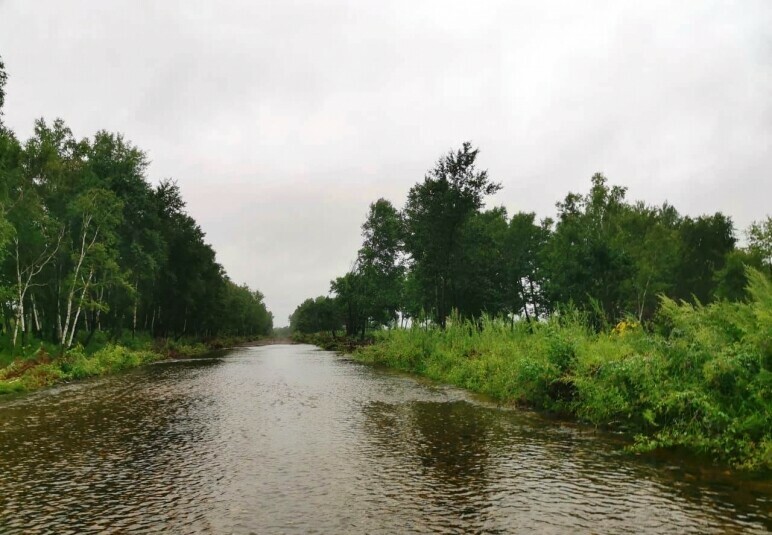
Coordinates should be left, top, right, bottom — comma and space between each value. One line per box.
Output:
1, 0, 770, 325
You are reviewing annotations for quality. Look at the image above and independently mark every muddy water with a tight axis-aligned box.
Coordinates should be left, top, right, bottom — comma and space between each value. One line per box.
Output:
0, 344, 769, 533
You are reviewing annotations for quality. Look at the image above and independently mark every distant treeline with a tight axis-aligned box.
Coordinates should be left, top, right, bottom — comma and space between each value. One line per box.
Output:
0, 57, 272, 351
291, 141, 771, 335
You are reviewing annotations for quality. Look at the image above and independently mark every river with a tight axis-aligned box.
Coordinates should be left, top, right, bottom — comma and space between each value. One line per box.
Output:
0, 344, 769, 533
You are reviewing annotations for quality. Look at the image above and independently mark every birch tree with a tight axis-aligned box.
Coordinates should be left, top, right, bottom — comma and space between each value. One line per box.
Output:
60, 188, 122, 348
10, 214, 63, 346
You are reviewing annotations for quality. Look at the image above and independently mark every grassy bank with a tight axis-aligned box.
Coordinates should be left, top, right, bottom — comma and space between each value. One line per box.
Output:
352, 271, 771, 471
291, 331, 369, 352
0, 334, 265, 396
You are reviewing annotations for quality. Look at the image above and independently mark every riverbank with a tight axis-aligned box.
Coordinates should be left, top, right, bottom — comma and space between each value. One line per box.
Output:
345, 272, 772, 472
291, 332, 368, 352
0, 335, 265, 395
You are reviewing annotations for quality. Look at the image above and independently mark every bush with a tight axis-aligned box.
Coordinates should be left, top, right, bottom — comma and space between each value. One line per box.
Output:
350, 270, 772, 470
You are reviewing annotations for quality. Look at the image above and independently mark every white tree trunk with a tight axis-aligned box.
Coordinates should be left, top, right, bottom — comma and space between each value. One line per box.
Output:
95, 286, 105, 331
32, 296, 41, 333
66, 268, 94, 349
12, 239, 25, 347
61, 217, 98, 346
12, 228, 63, 347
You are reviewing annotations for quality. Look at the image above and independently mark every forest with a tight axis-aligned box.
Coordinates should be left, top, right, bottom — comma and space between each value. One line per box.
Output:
291, 141, 770, 335
290, 142, 772, 469
0, 56, 273, 368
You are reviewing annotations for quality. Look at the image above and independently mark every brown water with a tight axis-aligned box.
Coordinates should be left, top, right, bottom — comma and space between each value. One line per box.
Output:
0, 344, 769, 534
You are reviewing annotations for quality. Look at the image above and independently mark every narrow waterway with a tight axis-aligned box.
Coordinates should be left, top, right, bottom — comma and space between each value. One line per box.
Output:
0, 344, 769, 533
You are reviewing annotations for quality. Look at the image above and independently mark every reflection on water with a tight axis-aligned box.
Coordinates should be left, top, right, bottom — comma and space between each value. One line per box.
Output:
0, 345, 769, 533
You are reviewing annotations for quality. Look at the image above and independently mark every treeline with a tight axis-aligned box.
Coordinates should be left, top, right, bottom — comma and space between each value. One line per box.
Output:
0, 58, 272, 352
291, 141, 771, 334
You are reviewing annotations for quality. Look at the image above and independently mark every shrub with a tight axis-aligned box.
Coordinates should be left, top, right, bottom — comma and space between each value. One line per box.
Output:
349, 270, 772, 470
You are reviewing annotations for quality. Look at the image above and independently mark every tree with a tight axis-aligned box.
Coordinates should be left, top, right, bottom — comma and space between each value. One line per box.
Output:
330, 271, 366, 337
19, 118, 89, 345
455, 207, 509, 319
289, 296, 340, 336
220, 281, 273, 337
403, 142, 501, 327
0, 62, 275, 350
60, 188, 123, 347
356, 199, 405, 330
747, 216, 772, 277
542, 173, 632, 324
502, 211, 550, 323
0, 54, 7, 119
86, 131, 163, 338
614, 202, 680, 321
673, 213, 736, 304
7, 187, 63, 346
713, 249, 765, 301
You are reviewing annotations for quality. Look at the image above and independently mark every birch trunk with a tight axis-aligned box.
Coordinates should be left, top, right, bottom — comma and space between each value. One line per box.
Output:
12, 239, 25, 347
11, 227, 63, 347
132, 279, 138, 337
95, 286, 105, 331
66, 268, 93, 348
32, 296, 41, 333
61, 217, 98, 347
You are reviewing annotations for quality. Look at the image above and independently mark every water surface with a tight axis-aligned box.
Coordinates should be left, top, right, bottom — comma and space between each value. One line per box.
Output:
0, 344, 769, 533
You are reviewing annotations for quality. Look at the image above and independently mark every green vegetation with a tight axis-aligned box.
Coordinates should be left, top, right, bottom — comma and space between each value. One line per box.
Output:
0, 339, 211, 395
291, 143, 770, 335
290, 142, 771, 470
355, 269, 771, 470
290, 330, 365, 353
271, 326, 293, 338
0, 57, 272, 390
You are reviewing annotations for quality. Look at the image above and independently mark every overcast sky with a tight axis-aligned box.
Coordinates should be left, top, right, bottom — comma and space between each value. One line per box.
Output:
1, 1, 770, 325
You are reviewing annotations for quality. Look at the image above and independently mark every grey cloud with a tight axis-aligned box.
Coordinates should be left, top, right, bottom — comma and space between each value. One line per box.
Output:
1, 0, 770, 324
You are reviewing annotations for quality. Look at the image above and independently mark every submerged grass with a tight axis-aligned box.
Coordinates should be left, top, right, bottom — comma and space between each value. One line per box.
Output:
354, 270, 772, 471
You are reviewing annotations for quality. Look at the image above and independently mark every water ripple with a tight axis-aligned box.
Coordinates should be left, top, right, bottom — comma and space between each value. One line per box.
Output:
0, 345, 769, 534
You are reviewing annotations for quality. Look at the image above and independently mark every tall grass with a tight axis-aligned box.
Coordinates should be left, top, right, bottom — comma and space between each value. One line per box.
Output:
0, 335, 215, 395
0, 345, 158, 394
355, 270, 772, 470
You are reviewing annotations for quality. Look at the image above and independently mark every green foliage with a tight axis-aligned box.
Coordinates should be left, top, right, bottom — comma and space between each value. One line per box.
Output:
674, 213, 736, 303
289, 296, 341, 335
0, 330, 250, 395
296, 144, 769, 346
0, 343, 161, 393
330, 272, 366, 337
0, 59, 273, 353
747, 216, 772, 278
218, 282, 273, 337
271, 325, 292, 338
356, 199, 405, 330
713, 249, 765, 302
289, 143, 769, 471
153, 338, 209, 358
543, 173, 632, 322
403, 142, 501, 327
290, 330, 366, 352
501, 211, 550, 320
353, 270, 772, 470
62, 345, 158, 379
